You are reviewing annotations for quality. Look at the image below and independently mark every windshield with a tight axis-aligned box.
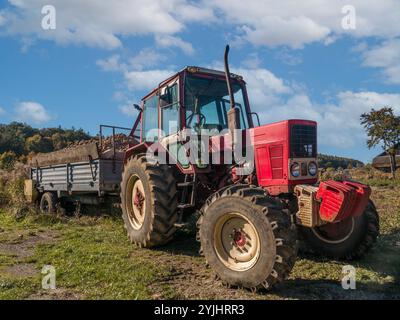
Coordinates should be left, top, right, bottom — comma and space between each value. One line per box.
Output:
184, 75, 249, 132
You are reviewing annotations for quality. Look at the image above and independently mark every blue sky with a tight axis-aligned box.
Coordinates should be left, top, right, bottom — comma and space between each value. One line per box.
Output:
0, 0, 400, 163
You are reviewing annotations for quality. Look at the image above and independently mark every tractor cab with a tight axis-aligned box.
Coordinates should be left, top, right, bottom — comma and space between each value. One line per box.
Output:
131, 65, 319, 194
136, 66, 253, 143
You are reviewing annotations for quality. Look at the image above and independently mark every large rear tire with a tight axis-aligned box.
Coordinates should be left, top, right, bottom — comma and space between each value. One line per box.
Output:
120, 154, 178, 247
197, 185, 297, 291
299, 200, 379, 260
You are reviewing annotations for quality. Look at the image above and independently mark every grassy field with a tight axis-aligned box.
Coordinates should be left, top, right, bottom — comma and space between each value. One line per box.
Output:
0, 183, 399, 300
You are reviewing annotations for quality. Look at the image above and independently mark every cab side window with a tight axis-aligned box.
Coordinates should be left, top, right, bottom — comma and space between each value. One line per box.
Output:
161, 84, 180, 136
143, 95, 159, 141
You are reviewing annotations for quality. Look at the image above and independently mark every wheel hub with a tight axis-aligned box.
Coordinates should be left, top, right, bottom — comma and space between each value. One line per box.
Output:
233, 229, 247, 247
133, 189, 145, 213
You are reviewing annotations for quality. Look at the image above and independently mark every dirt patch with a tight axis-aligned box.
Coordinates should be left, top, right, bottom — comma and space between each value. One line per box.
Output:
0, 230, 58, 259
28, 288, 84, 300
150, 258, 258, 300
145, 235, 259, 300
2, 263, 37, 278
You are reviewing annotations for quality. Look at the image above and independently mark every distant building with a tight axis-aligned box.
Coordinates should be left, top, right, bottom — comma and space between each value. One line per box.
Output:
372, 144, 400, 172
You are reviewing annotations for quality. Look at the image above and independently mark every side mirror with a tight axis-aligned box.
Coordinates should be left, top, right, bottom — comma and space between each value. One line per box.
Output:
251, 112, 260, 127
133, 104, 143, 112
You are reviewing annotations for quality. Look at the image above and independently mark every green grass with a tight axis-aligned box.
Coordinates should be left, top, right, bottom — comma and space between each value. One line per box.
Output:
0, 277, 38, 299
0, 212, 170, 299
0, 183, 399, 300
359, 178, 400, 187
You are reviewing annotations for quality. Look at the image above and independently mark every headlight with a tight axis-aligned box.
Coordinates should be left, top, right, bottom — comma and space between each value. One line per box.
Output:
308, 162, 317, 176
291, 162, 300, 177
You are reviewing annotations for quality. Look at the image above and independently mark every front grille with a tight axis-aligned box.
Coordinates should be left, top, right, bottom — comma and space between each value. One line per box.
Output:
290, 125, 316, 158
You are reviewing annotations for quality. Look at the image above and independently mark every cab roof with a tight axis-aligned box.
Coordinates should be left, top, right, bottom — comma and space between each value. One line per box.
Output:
141, 66, 245, 101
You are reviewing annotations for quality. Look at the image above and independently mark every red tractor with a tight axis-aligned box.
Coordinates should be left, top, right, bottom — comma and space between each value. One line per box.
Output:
120, 46, 379, 291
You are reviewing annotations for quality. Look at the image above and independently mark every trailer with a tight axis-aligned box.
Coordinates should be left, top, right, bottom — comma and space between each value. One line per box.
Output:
25, 125, 137, 211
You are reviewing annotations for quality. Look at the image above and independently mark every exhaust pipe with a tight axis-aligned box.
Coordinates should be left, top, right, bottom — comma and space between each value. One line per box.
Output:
224, 45, 235, 111
224, 45, 240, 133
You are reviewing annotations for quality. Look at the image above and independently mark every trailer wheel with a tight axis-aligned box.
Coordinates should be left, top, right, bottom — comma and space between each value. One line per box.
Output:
299, 200, 379, 260
198, 185, 297, 291
39, 192, 57, 214
120, 154, 178, 247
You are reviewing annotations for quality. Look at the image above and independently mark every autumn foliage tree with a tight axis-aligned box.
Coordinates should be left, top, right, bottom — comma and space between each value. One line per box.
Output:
360, 107, 400, 178
0, 151, 17, 170
0, 122, 92, 170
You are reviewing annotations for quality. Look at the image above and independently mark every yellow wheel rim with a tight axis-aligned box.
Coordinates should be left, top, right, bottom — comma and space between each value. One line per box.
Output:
125, 174, 146, 230
213, 212, 261, 272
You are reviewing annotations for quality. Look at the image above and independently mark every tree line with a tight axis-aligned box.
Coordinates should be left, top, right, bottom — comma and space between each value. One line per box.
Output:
0, 122, 91, 169
317, 154, 363, 169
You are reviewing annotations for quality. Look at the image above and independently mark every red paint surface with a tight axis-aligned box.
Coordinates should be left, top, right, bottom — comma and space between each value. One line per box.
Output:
317, 180, 371, 222
250, 119, 318, 195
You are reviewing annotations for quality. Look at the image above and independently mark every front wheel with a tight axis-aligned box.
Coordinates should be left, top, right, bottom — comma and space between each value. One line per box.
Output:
299, 200, 379, 259
198, 185, 297, 291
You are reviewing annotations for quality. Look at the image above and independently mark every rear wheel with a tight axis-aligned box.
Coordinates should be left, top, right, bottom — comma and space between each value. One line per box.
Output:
198, 185, 297, 291
39, 192, 57, 214
120, 154, 178, 247
299, 200, 379, 259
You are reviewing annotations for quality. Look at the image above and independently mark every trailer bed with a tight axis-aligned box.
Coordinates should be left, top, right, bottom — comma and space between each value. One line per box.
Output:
30, 157, 123, 196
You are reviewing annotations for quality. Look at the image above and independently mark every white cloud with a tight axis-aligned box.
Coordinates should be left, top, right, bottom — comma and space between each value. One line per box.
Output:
234, 67, 292, 109
97, 49, 167, 74
119, 103, 139, 117
0, 106, 5, 115
2, 0, 400, 52
240, 16, 330, 49
2, 0, 206, 49
362, 39, 400, 84
174, 3, 215, 23
241, 53, 262, 69
14, 101, 52, 124
129, 48, 166, 70
124, 69, 175, 91
112, 91, 127, 102
96, 54, 125, 72
249, 87, 400, 149
211, 65, 400, 149
155, 35, 194, 55
96, 51, 175, 116
206, 0, 400, 48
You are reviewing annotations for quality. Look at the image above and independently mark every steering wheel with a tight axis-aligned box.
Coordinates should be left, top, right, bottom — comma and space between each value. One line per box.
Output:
186, 112, 195, 126
186, 112, 206, 132
193, 113, 206, 133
